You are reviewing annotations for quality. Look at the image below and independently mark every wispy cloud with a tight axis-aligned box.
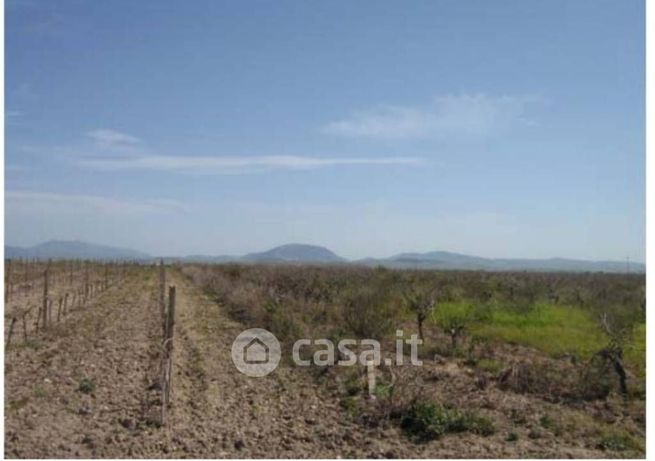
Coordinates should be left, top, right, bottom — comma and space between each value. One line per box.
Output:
86, 129, 141, 148
323, 93, 543, 140
76, 154, 423, 174
6, 191, 184, 215
6, 110, 24, 118
26, 128, 423, 174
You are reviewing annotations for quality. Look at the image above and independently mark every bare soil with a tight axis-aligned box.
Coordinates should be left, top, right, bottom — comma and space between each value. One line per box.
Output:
4, 268, 645, 458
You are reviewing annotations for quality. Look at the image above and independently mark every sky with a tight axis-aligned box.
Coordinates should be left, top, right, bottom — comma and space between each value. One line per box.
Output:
5, 0, 645, 260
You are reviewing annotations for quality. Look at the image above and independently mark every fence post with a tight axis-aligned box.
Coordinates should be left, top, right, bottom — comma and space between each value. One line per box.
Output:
159, 259, 166, 332
42, 260, 50, 329
22, 313, 28, 342
165, 286, 176, 402
161, 285, 176, 424
84, 261, 90, 302
5, 259, 12, 304
57, 297, 63, 322
6, 316, 17, 349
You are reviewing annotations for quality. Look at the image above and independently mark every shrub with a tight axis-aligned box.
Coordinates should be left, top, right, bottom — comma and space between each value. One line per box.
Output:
506, 432, 519, 442
597, 433, 642, 452
403, 285, 437, 341
431, 302, 480, 350
78, 378, 94, 394
399, 399, 495, 442
476, 358, 505, 374
341, 285, 396, 340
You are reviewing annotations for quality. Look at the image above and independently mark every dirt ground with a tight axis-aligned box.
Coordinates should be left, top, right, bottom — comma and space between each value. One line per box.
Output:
4, 268, 645, 458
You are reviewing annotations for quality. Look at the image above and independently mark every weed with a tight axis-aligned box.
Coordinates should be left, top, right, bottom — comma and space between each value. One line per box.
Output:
78, 378, 95, 394
539, 415, 554, 429
33, 386, 47, 398
374, 382, 394, 400
539, 414, 562, 435
341, 369, 362, 396
510, 408, 528, 425
455, 412, 496, 436
340, 396, 359, 416
476, 358, 505, 374
399, 399, 495, 442
506, 432, 519, 442
8, 397, 29, 412
597, 433, 641, 452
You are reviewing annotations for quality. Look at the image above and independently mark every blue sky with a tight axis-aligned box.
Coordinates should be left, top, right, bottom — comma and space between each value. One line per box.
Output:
5, 0, 645, 260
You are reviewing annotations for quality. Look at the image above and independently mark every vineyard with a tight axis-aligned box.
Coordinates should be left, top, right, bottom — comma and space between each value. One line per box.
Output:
4, 260, 131, 349
4, 261, 646, 458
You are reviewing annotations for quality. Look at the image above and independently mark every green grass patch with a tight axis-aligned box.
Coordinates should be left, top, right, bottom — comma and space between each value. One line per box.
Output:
476, 358, 505, 374
427, 301, 646, 380
624, 322, 645, 379
469, 303, 607, 359
597, 432, 643, 453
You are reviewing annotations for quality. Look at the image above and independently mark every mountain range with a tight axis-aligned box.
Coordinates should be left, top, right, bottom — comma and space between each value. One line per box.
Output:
5, 240, 150, 261
4, 240, 645, 273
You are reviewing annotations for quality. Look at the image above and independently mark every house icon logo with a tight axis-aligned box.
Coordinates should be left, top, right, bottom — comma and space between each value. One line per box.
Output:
244, 337, 269, 364
231, 328, 281, 377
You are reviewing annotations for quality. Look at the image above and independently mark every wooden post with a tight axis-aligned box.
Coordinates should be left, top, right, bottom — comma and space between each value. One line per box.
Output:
84, 261, 90, 302
6, 316, 17, 349
166, 287, 176, 341
42, 261, 50, 329
159, 259, 166, 332
165, 286, 175, 402
5, 259, 12, 304
161, 285, 176, 424
22, 313, 28, 342
57, 297, 63, 321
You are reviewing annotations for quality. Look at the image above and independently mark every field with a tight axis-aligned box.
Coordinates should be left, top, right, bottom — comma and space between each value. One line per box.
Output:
4, 260, 646, 458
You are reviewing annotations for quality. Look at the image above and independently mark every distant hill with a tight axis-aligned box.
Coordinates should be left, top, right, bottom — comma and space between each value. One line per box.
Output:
242, 244, 346, 264
356, 250, 645, 273
5, 240, 150, 261
5, 240, 644, 272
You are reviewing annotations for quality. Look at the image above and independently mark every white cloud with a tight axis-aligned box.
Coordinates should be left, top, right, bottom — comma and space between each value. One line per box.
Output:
6, 191, 184, 215
75, 154, 423, 174
86, 129, 141, 148
323, 93, 542, 140
26, 129, 422, 174
6, 110, 23, 118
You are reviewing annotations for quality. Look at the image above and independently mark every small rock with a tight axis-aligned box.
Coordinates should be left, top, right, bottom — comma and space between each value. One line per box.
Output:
234, 439, 246, 450
81, 435, 95, 448
119, 418, 135, 431
528, 429, 542, 439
